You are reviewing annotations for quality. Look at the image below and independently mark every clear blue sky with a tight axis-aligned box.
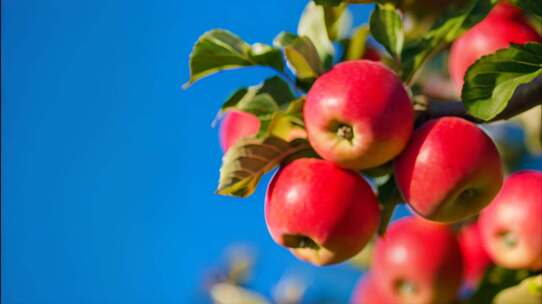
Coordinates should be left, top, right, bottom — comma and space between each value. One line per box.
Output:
1, 1, 380, 303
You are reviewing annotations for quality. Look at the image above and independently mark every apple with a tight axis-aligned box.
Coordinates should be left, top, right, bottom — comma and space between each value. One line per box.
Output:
479, 170, 542, 270
394, 117, 503, 222
458, 222, 492, 288
351, 273, 393, 304
264, 158, 380, 266
304, 60, 413, 170
449, 6, 541, 94
372, 217, 463, 304
487, 1, 523, 20
219, 110, 260, 151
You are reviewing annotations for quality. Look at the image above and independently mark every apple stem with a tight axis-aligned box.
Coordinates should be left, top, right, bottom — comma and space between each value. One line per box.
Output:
499, 231, 518, 248
337, 125, 354, 141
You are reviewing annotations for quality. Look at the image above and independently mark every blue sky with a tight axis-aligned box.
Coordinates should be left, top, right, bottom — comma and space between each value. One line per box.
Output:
1, 1, 379, 303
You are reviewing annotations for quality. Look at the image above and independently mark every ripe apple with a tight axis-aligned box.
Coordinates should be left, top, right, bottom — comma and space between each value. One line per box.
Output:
449, 6, 541, 94
487, 1, 523, 20
394, 117, 503, 222
458, 222, 492, 288
264, 158, 380, 266
304, 60, 413, 170
479, 170, 542, 270
219, 110, 260, 151
351, 273, 393, 304
372, 217, 463, 304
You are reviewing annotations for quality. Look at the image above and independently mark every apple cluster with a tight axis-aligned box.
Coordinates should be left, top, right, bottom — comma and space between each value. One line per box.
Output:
216, 2, 541, 303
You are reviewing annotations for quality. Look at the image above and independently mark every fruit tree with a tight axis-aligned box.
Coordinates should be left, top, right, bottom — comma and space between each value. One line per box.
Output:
185, 0, 542, 303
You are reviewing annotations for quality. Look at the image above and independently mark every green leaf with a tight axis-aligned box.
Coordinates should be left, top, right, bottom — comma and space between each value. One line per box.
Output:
274, 32, 323, 80
467, 266, 535, 304
462, 42, 542, 121
314, 0, 343, 5
210, 283, 270, 304
249, 43, 285, 72
515, 0, 542, 17
217, 137, 311, 197
344, 25, 370, 60
401, 0, 496, 82
370, 4, 404, 59
297, 2, 336, 64
184, 29, 284, 87
323, 3, 351, 41
494, 275, 542, 304
222, 77, 295, 116
261, 98, 306, 140
376, 175, 401, 235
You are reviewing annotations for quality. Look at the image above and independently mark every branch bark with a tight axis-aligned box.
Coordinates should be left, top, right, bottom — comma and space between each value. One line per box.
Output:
417, 75, 542, 124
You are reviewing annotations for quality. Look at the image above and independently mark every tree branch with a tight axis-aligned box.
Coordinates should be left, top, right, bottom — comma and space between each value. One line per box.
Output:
417, 75, 542, 124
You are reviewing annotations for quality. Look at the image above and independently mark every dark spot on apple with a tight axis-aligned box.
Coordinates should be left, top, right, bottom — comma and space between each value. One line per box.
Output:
282, 234, 320, 250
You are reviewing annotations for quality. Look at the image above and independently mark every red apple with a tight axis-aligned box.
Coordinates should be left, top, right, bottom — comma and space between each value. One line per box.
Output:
304, 60, 413, 170
219, 110, 260, 151
458, 222, 492, 288
479, 170, 542, 270
264, 158, 380, 266
449, 8, 540, 94
372, 217, 463, 304
394, 117, 503, 222
351, 273, 394, 304
487, 1, 523, 20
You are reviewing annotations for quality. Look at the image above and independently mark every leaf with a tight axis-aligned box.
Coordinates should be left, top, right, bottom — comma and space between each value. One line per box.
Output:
462, 42, 542, 121
401, 0, 496, 82
349, 240, 375, 269
314, 0, 343, 5
210, 282, 270, 304
262, 98, 306, 140
323, 3, 351, 41
515, 0, 542, 17
249, 43, 285, 72
297, 2, 336, 64
467, 266, 535, 304
217, 137, 311, 197
493, 275, 542, 304
222, 77, 295, 116
370, 4, 404, 59
274, 32, 323, 80
376, 175, 401, 235
184, 29, 284, 87
344, 25, 370, 60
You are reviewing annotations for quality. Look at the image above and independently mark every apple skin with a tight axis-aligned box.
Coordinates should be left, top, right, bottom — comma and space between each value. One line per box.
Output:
372, 217, 463, 304
479, 170, 542, 270
487, 2, 523, 20
458, 222, 492, 288
219, 110, 260, 151
394, 117, 503, 223
304, 60, 413, 170
264, 158, 380, 266
351, 274, 394, 304
449, 8, 541, 94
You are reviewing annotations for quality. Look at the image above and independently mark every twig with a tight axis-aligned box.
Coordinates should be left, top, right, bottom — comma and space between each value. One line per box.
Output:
418, 75, 542, 123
